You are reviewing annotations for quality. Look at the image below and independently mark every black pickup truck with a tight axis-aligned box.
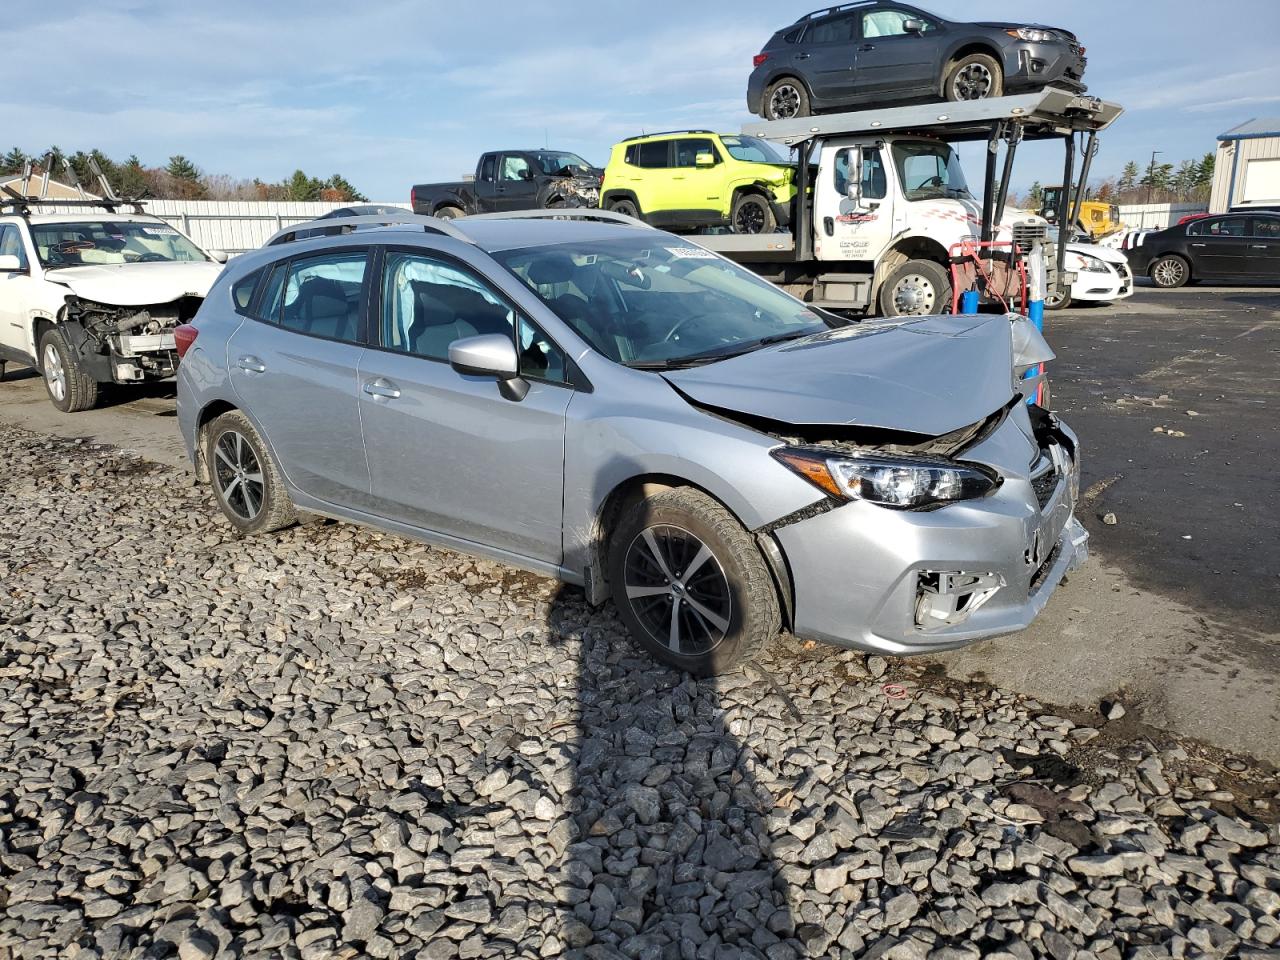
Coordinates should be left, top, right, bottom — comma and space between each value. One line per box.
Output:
411, 150, 602, 219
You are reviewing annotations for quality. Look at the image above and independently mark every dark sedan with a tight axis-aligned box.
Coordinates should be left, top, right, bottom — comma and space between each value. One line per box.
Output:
1127, 212, 1280, 288
748, 1, 1087, 120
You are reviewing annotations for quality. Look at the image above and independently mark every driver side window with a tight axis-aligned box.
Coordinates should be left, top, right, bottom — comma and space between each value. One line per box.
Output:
862, 10, 932, 38
0, 225, 28, 268
500, 155, 532, 182
833, 147, 887, 201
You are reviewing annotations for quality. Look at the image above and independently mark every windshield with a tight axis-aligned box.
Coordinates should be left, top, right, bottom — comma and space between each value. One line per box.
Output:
720, 136, 790, 165
494, 238, 840, 368
531, 151, 594, 176
891, 141, 971, 201
30, 220, 209, 268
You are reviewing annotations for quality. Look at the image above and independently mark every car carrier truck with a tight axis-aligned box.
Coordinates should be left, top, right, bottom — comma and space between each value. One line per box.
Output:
695, 88, 1123, 316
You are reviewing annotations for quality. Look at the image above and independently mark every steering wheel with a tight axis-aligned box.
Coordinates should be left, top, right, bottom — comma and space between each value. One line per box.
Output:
660, 311, 718, 343
921, 175, 945, 189
126, 252, 169, 263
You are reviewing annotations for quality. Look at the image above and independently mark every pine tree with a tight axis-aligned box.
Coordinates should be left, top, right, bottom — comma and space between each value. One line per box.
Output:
285, 169, 323, 201
117, 156, 149, 199
1118, 161, 1139, 193
166, 155, 206, 199
1172, 160, 1196, 199
0, 147, 26, 175
325, 174, 368, 203
1027, 181, 1043, 207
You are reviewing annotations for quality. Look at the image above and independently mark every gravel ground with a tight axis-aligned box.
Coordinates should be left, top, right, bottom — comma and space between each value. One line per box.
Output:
1, 424, 1278, 960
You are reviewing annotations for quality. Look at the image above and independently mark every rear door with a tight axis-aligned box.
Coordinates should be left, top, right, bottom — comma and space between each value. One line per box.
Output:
226, 248, 374, 508
1186, 216, 1251, 278
358, 247, 573, 564
495, 153, 539, 211
798, 13, 859, 102
1247, 215, 1280, 278
628, 140, 677, 216
852, 7, 940, 94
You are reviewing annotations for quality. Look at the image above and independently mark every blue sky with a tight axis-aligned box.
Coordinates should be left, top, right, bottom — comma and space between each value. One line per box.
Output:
3, 0, 1277, 200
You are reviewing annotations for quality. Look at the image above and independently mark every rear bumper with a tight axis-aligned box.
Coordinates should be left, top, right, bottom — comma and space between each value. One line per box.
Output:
747, 69, 769, 116
772, 413, 1087, 655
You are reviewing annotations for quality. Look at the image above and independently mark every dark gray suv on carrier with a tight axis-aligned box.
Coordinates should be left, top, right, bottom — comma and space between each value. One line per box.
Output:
748, 1, 1087, 120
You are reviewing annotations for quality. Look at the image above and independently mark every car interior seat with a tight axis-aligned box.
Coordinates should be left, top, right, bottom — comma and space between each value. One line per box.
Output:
293, 278, 355, 340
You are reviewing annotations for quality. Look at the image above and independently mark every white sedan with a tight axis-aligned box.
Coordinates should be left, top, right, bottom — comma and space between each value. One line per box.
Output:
1048, 243, 1134, 310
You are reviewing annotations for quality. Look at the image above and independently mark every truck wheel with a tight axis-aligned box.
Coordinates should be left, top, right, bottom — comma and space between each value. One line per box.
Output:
609, 198, 641, 220
945, 53, 1003, 101
764, 78, 810, 120
39, 328, 99, 413
204, 410, 297, 536
1149, 254, 1189, 288
731, 193, 776, 235
1045, 284, 1072, 310
0, 360, 5, 382
434, 206, 464, 221
608, 487, 779, 676
879, 260, 951, 317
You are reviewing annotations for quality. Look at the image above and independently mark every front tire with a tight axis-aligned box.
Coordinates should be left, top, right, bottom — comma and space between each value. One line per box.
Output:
878, 259, 952, 317
204, 410, 297, 536
608, 488, 780, 676
1045, 284, 1072, 310
1149, 254, 1189, 288
731, 193, 776, 235
763, 78, 811, 120
945, 53, 1003, 101
39, 328, 99, 413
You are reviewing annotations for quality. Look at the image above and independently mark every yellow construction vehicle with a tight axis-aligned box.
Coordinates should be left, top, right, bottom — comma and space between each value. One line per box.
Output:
1040, 185, 1123, 241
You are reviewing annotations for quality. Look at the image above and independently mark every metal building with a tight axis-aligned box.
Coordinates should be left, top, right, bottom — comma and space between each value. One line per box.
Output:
1211, 118, 1280, 212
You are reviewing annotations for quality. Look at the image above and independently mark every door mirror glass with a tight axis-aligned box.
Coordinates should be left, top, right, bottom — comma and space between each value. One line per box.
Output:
208, 249, 229, 263
902, 18, 924, 33
449, 334, 519, 379
695, 152, 715, 168
845, 147, 864, 203
0, 254, 23, 272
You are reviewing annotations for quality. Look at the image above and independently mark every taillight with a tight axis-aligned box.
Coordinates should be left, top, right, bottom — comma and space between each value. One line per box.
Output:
174, 323, 198, 359
753, 53, 770, 68
410, 186, 417, 209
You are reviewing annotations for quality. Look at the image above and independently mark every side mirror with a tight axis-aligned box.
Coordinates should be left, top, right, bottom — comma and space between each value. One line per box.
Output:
449, 334, 529, 401
208, 249, 229, 263
695, 152, 716, 168
844, 147, 864, 204
519, 168, 534, 181
0, 254, 23, 272
903, 18, 924, 33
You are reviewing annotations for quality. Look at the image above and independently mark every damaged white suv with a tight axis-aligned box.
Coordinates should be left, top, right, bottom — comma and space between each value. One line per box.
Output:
0, 199, 225, 411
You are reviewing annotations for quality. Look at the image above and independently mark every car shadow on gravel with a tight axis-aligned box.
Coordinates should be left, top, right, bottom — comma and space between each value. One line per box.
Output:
544, 583, 801, 958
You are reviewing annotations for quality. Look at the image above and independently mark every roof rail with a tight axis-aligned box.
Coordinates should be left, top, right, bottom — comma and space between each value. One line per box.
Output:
0, 197, 146, 216
265, 212, 475, 247
795, 1, 874, 23
462, 209, 657, 229
621, 129, 716, 143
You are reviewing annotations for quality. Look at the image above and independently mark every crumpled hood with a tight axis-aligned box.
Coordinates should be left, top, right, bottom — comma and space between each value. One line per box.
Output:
43, 261, 223, 306
663, 315, 1021, 437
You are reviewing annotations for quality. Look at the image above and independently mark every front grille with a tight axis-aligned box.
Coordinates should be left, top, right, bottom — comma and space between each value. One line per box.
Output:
1031, 466, 1059, 509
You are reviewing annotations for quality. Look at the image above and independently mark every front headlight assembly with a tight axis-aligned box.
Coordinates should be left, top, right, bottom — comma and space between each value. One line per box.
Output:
1008, 27, 1057, 43
1068, 253, 1112, 274
773, 448, 999, 509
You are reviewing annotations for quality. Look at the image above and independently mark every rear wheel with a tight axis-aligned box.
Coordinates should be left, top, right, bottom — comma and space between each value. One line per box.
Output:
608, 197, 641, 220
764, 78, 810, 120
878, 259, 952, 317
39, 328, 98, 413
945, 53, 1003, 101
1149, 254, 1189, 288
434, 205, 464, 221
204, 410, 296, 536
608, 488, 780, 676
731, 193, 776, 235
0, 360, 6, 382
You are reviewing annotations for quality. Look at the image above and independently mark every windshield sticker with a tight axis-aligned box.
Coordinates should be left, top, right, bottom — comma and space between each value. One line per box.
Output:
141, 225, 179, 236
665, 246, 717, 260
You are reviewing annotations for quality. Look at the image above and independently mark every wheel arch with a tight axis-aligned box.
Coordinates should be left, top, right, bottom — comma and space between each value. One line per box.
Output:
871, 235, 952, 302
940, 41, 1004, 95
601, 189, 643, 215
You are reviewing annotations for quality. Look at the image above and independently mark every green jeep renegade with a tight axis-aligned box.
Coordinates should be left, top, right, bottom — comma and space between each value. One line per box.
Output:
599, 131, 796, 234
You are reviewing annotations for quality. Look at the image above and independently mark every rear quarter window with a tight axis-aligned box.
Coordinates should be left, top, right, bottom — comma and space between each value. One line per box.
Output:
231, 269, 262, 313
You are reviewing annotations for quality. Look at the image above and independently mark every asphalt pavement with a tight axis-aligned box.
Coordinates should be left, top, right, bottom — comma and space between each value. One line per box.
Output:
1, 281, 1276, 763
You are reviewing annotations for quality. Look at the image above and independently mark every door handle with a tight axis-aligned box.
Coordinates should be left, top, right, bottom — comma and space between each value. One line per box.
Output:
236, 356, 266, 373
794, 52, 811, 60
824, 216, 835, 237
1190, 243, 1206, 248
860, 43, 876, 50
362, 378, 401, 400
1251, 243, 1268, 249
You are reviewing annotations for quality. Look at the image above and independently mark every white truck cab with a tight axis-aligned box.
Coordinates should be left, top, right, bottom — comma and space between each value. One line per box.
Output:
698, 89, 1124, 316
0, 198, 225, 412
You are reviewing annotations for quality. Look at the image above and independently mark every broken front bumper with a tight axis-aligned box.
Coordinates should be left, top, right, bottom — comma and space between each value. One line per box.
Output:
772, 417, 1088, 655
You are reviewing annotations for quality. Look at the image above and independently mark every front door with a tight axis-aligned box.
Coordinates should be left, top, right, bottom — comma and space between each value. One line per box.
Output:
669, 137, 725, 222
1247, 215, 1280, 278
473, 154, 500, 212
1186, 215, 1251, 278
226, 249, 372, 508
815, 143, 894, 263
799, 13, 859, 102
852, 7, 940, 95
358, 248, 573, 565
495, 153, 539, 211
0, 223, 39, 362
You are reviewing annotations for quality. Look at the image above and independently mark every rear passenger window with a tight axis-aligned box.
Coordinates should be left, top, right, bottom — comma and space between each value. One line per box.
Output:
635, 141, 670, 169
280, 252, 367, 342
381, 252, 515, 361
807, 15, 855, 43
231, 269, 261, 313
479, 155, 497, 183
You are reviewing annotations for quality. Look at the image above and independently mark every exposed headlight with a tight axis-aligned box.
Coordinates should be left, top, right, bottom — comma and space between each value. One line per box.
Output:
1068, 252, 1112, 274
1008, 27, 1057, 42
773, 448, 999, 509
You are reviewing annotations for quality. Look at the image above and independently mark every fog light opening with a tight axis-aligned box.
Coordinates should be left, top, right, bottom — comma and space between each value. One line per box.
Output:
914, 571, 1003, 630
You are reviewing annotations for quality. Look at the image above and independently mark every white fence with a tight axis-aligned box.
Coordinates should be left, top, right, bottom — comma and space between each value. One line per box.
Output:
1116, 202, 1206, 231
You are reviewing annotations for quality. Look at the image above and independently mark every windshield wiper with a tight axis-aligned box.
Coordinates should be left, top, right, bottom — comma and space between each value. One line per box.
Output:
628, 330, 819, 371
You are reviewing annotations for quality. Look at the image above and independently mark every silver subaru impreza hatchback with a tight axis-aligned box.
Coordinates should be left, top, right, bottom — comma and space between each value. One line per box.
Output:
175, 211, 1087, 675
